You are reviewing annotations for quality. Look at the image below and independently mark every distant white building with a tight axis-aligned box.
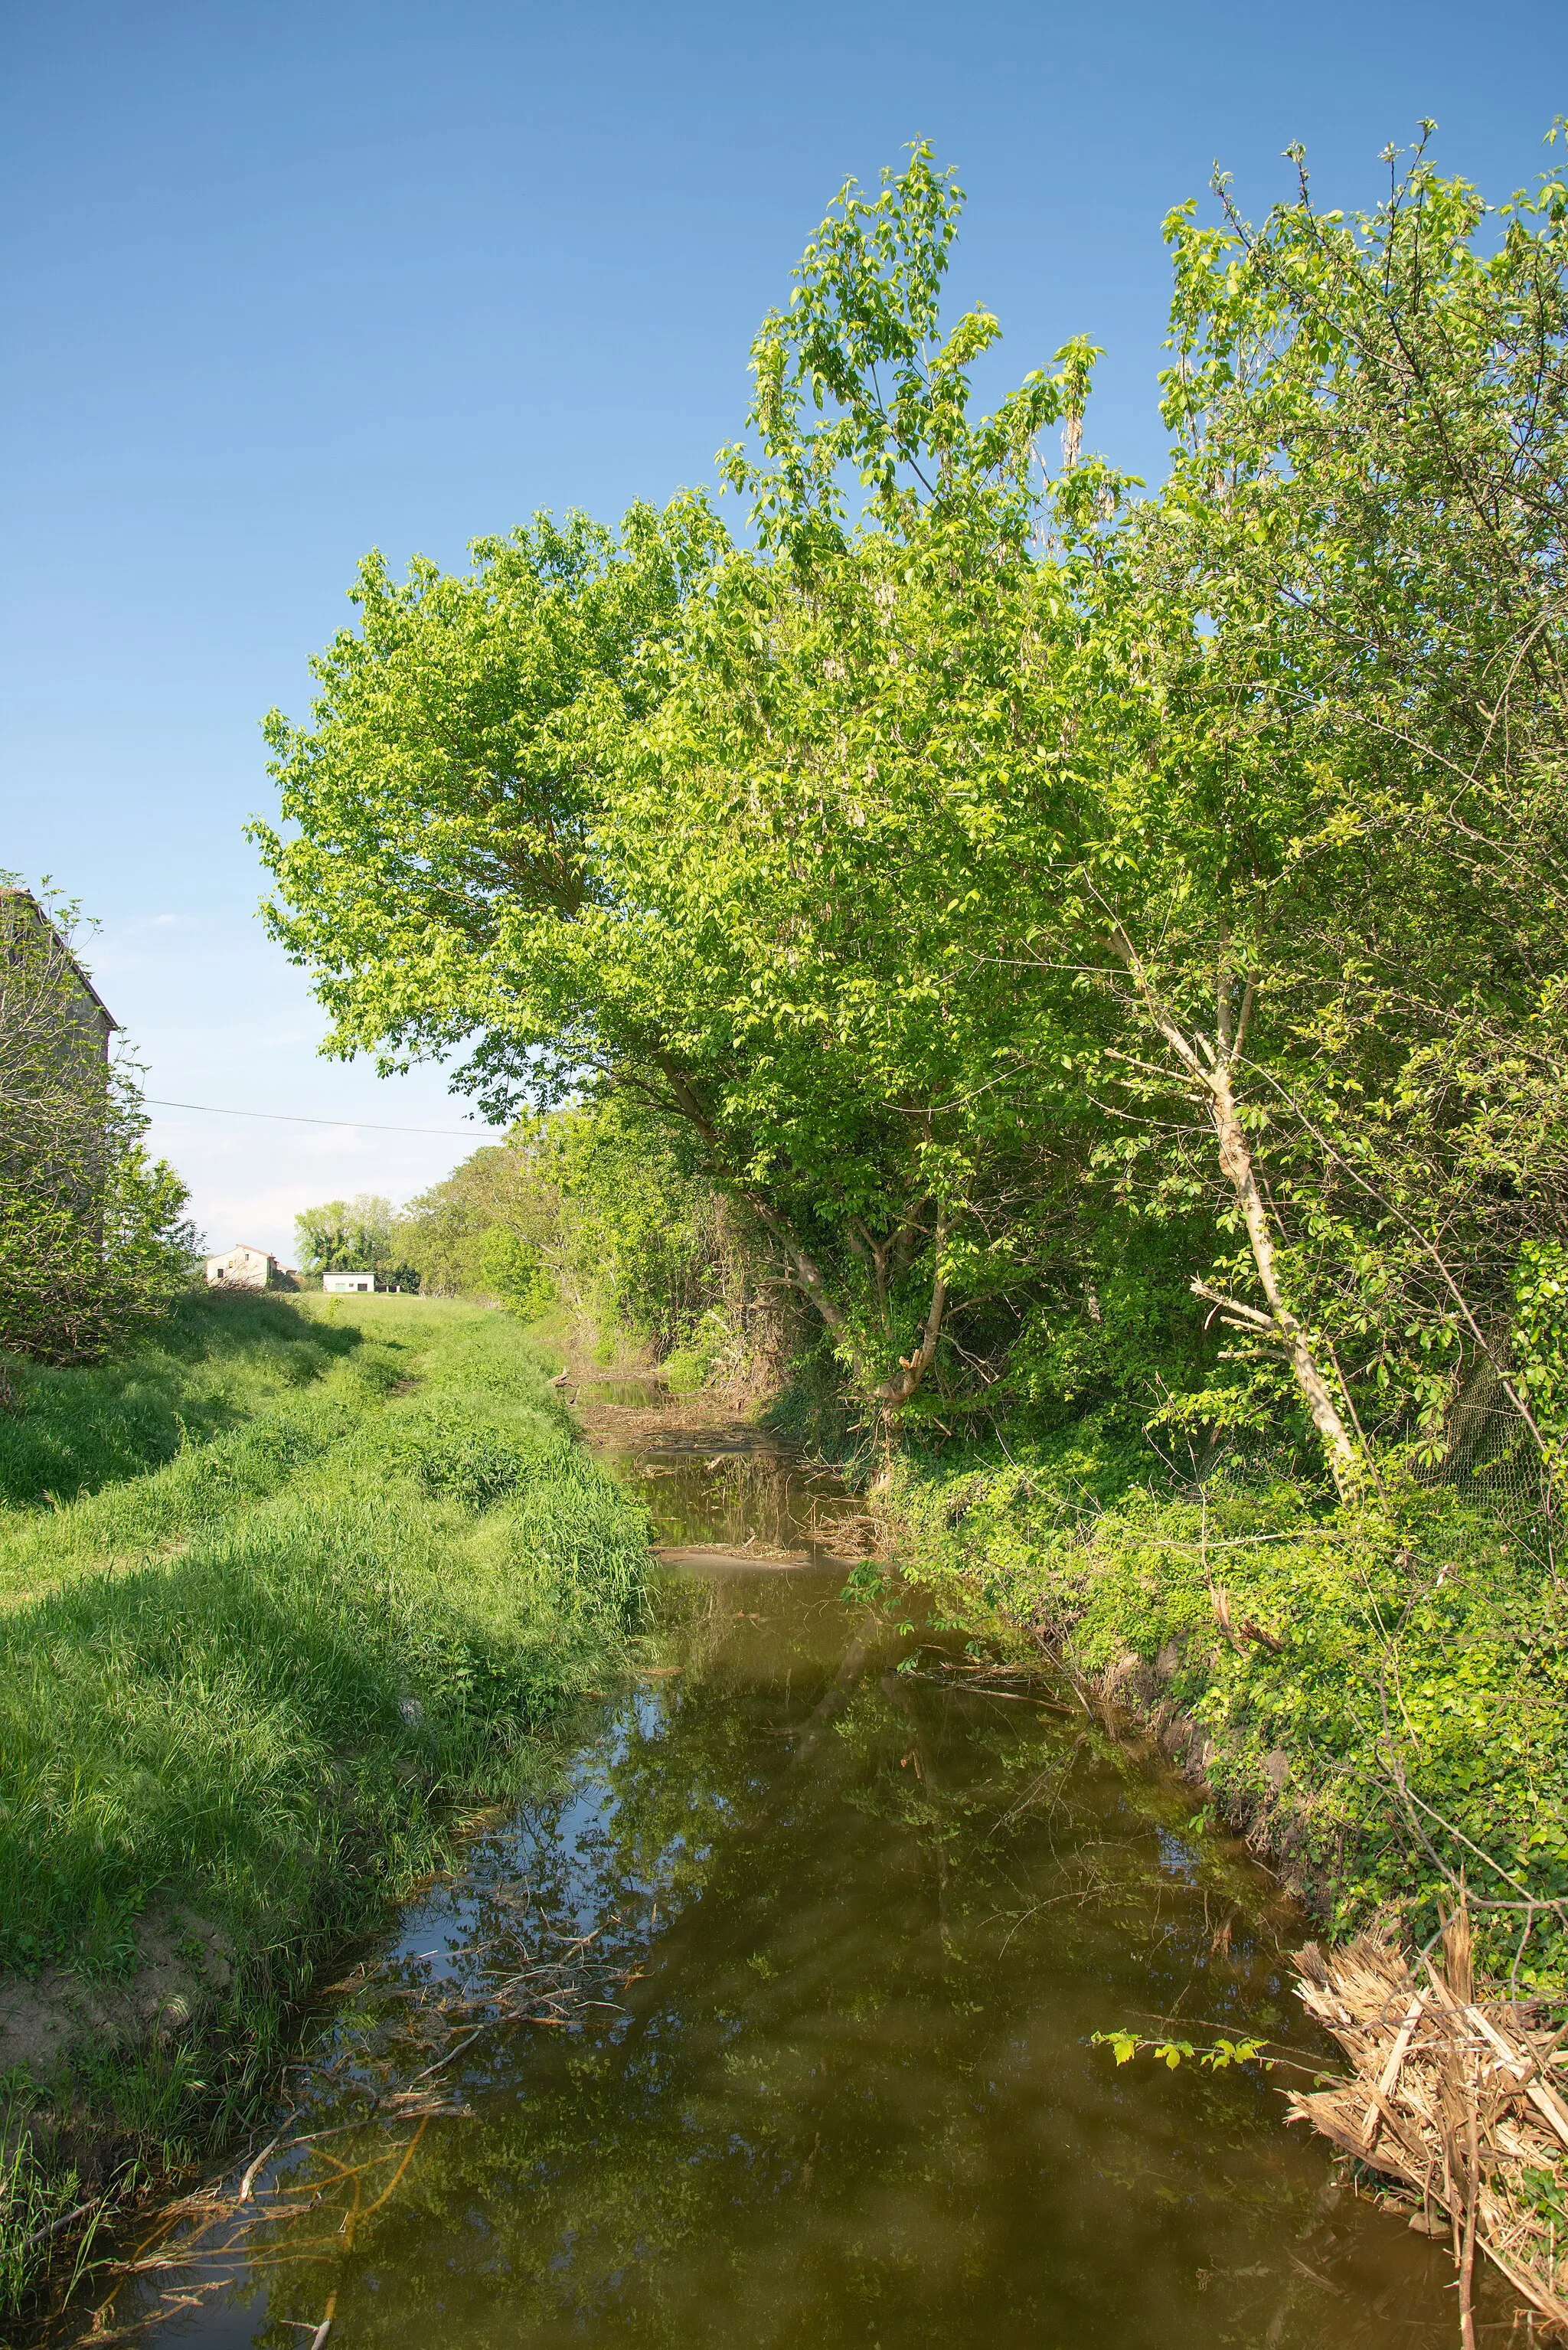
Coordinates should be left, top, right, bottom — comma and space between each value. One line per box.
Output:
206, 1243, 291, 1290
322, 1270, 376, 1293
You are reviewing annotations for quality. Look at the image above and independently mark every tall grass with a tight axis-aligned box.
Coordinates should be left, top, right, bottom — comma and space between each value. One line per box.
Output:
0, 1293, 647, 2319
0, 1289, 360, 1514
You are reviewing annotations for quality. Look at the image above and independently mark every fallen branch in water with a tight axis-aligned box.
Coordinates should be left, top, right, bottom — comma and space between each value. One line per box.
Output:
80, 1897, 642, 2343
16, 2195, 100, 2257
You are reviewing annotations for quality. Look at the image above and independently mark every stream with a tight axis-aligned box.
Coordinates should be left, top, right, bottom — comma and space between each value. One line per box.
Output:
75, 1399, 1469, 2348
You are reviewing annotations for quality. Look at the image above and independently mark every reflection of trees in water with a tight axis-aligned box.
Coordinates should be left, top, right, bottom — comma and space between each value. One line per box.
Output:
627, 1448, 861, 1556
128, 1587, 1457, 2350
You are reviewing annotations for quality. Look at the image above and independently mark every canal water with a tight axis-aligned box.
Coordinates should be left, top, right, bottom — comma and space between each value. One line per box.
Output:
77, 1408, 1469, 2348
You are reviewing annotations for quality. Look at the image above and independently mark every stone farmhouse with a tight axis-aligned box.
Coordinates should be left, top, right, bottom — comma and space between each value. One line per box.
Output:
1, 889, 119, 1257
205, 1244, 297, 1290
0, 887, 118, 1070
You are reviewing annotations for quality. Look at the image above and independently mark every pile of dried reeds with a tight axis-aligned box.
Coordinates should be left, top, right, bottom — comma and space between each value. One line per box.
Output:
1289, 1895, 1568, 2345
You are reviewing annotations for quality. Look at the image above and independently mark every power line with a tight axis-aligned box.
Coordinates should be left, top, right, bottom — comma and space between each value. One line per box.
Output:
145, 1097, 491, 1139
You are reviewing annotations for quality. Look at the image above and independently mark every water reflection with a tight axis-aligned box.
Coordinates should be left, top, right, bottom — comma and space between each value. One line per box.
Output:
600, 1424, 869, 1561
75, 1444, 1470, 2350
574, 1378, 670, 1410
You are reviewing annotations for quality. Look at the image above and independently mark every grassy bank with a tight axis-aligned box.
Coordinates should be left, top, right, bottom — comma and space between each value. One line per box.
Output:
0, 1291, 648, 2319
891, 1440, 1568, 1995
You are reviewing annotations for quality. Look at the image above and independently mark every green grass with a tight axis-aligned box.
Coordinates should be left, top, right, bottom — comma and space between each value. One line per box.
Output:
892, 1438, 1568, 1996
0, 1291, 648, 2319
0, 1288, 361, 1516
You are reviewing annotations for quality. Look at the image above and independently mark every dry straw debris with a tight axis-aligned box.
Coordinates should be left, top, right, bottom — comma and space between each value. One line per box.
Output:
1289, 1894, 1568, 2345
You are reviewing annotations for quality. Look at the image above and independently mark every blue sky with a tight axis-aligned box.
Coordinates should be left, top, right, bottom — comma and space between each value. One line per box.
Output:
4, 0, 1564, 1260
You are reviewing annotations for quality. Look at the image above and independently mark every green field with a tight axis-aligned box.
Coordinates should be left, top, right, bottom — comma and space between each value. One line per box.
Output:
0, 1289, 648, 2316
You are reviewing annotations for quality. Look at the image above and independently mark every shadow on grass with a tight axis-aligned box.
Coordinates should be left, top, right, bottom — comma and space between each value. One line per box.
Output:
0, 1292, 363, 1510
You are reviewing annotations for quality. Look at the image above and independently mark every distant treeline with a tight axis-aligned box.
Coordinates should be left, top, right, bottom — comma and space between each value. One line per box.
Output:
292, 1106, 788, 1391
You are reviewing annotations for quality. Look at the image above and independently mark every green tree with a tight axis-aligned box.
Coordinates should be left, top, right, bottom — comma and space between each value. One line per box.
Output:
254, 132, 1568, 1497
1093, 128, 1568, 1489
397, 1136, 566, 1309
293, 1193, 418, 1287
252, 153, 1101, 1436
395, 1100, 775, 1372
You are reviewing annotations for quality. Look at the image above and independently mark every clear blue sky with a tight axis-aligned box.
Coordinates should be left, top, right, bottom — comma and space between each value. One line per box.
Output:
4, 0, 1564, 1260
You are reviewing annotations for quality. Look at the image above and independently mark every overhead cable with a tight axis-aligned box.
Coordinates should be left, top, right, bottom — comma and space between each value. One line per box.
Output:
144, 1097, 489, 1139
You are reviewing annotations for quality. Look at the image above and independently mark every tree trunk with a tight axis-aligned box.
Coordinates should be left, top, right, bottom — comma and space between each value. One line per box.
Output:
870, 1222, 948, 1407
754, 1196, 948, 1416
1106, 927, 1362, 1500
1201, 1062, 1361, 1495
632, 1056, 949, 1423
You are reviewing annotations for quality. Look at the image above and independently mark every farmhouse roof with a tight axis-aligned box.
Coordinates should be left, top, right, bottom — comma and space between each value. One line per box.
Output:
0, 888, 119, 1031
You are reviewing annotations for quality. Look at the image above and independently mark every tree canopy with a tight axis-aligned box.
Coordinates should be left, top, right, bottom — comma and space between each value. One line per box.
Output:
255, 136, 1568, 1503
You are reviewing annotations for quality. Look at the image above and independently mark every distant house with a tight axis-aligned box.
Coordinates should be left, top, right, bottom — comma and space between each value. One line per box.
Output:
206, 1244, 291, 1290
322, 1270, 376, 1293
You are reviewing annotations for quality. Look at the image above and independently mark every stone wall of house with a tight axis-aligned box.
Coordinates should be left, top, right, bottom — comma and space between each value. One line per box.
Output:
205, 1245, 276, 1290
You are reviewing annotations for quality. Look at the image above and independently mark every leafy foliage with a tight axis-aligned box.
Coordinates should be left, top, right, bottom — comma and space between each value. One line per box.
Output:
252, 132, 1568, 1954
1092, 2029, 1272, 2072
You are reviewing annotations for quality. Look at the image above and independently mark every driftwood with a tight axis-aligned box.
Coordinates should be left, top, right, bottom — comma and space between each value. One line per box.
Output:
654, 1543, 813, 1572
1289, 1895, 1568, 2344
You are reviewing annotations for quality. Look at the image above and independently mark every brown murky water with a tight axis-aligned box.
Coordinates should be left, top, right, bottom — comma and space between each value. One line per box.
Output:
77, 1414, 1473, 2348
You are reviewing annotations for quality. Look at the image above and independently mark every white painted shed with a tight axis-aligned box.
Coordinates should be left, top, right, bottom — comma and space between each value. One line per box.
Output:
322, 1271, 376, 1293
